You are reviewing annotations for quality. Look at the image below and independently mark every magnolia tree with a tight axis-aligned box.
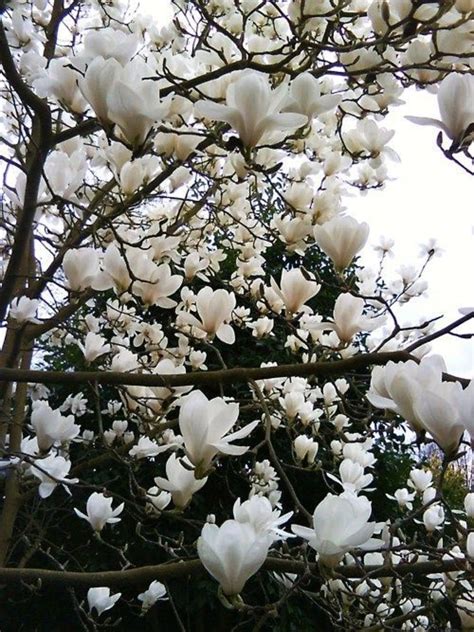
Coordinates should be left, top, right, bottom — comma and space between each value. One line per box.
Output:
0, 0, 473, 629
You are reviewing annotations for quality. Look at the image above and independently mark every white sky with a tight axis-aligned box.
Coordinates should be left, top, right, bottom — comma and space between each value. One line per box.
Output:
141, 1, 474, 377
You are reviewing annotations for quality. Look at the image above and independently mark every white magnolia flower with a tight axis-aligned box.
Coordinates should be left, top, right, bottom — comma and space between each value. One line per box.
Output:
30, 454, 78, 498
87, 587, 121, 616
331, 459, 373, 494
82, 27, 139, 65
390, 488, 416, 511
233, 496, 293, 541
195, 72, 307, 148
138, 580, 168, 611
8, 296, 40, 323
179, 287, 236, 344
465, 493, 474, 518
323, 294, 383, 343
77, 332, 111, 363
413, 388, 465, 457
34, 57, 87, 113
314, 216, 369, 271
367, 358, 467, 453
99, 244, 132, 294
31, 401, 80, 451
283, 73, 341, 119
153, 454, 208, 509
293, 435, 319, 464
43, 150, 87, 200
128, 436, 171, 460
197, 519, 272, 595
63, 248, 101, 292
179, 391, 257, 472
74, 492, 124, 532
367, 356, 445, 433
131, 257, 183, 308
145, 487, 172, 513
248, 317, 274, 338
406, 73, 474, 148
423, 505, 445, 532
408, 469, 433, 493
270, 268, 320, 316
292, 492, 381, 567
466, 533, 474, 561
79, 57, 168, 147
146, 359, 192, 411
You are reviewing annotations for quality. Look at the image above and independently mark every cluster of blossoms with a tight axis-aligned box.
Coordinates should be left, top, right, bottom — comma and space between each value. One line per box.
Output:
0, 0, 473, 629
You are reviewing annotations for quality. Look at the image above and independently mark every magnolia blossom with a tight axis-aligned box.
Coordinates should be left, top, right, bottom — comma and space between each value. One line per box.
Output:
423, 505, 445, 532
179, 390, 257, 472
330, 459, 374, 494
197, 519, 272, 595
407, 73, 474, 148
413, 387, 465, 456
248, 317, 274, 338
408, 469, 433, 493
367, 356, 445, 433
138, 581, 168, 611
179, 287, 236, 343
232, 496, 292, 541
283, 72, 341, 119
34, 57, 86, 113
77, 332, 111, 363
195, 72, 307, 148
8, 296, 40, 323
465, 493, 474, 518
368, 358, 469, 453
314, 216, 369, 271
145, 487, 172, 513
82, 27, 139, 65
31, 401, 80, 451
30, 454, 78, 498
128, 436, 171, 460
79, 57, 168, 146
390, 488, 416, 511
294, 435, 319, 464
63, 248, 101, 291
131, 258, 183, 308
153, 454, 208, 509
146, 358, 192, 410
324, 294, 383, 343
292, 492, 380, 567
87, 587, 121, 616
270, 268, 320, 316
74, 492, 124, 532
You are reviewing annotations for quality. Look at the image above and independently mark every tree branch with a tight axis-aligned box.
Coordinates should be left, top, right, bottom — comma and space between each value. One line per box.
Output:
0, 556, 465, 589
0, 350, 468, 388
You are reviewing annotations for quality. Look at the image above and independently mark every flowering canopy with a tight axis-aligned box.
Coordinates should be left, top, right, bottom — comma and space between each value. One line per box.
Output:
0, 0, 473, 629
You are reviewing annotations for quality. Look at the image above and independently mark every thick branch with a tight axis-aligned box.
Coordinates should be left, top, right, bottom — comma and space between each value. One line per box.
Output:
0, 557, 466, 589
0, 351, 414, 388
0, 350, 468, 388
